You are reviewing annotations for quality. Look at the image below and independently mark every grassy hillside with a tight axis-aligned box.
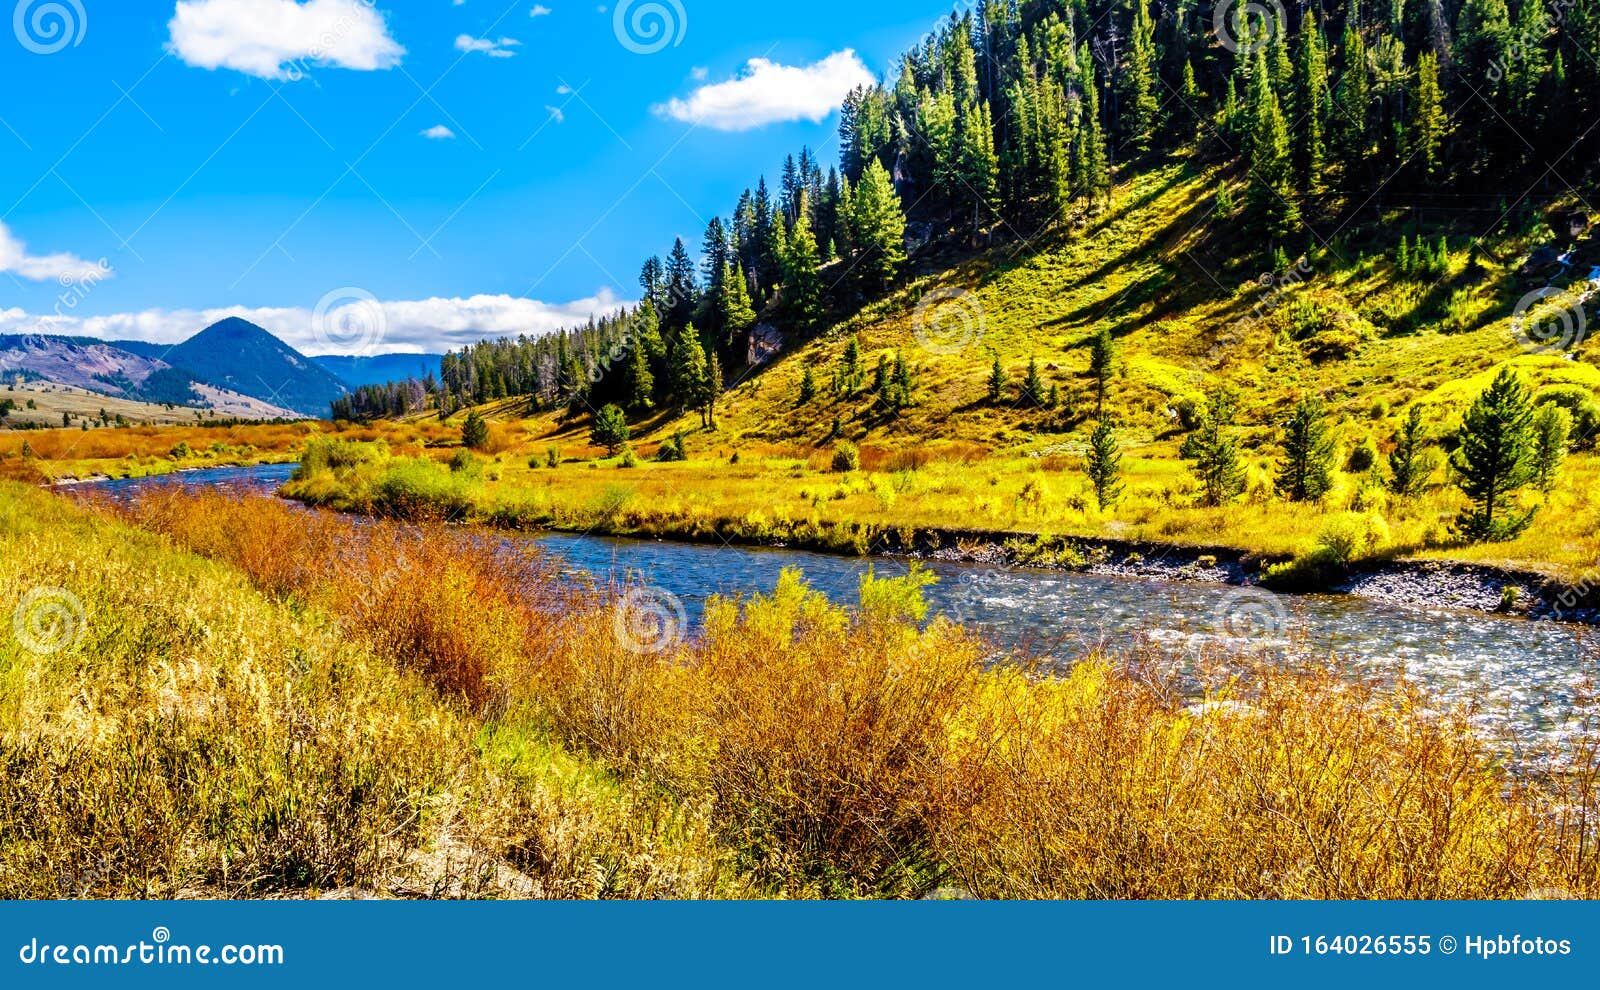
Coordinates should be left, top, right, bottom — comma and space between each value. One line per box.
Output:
0, 379, 288, 430
308, 161, 1599, 582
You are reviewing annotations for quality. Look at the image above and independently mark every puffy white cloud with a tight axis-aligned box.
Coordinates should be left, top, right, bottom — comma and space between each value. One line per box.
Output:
0, 290, 630, 356
167, 0, 404, 80
0, 222, 111, 284
530, 5, 552, 16
454, 34, 521, 57
654, 51, 875, 131
420, 124, 457, 140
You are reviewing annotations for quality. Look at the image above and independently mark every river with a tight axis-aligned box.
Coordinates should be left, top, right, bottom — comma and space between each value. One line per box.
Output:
88, 462, 1596, 753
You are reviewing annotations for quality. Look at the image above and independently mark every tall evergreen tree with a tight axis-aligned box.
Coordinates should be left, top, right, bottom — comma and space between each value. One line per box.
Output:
1246, 49, 1301, 245
1295, 13, 1329, 191
663, 238, 699, 330
1276, 395, 1336, 502
1412, 52, 1447, 181
1124, 0, 1161, 153
717, 260, 757, 357
1532, 403, 1570, 493
1186, 388, 1246, 507
1452, 368, 1535, 540
782, 191, 825, 333
1088, 328, 1115, 413
672, 326, 712, 427
1388, 403, 1430, 496
987, 352, 1008, 404
1086, 418, 1124, 509
851, 160, 908, 290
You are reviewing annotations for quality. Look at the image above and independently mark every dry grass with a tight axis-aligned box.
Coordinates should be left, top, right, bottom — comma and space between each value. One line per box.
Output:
0, 483, 745, 899
101, 488, 1600, 899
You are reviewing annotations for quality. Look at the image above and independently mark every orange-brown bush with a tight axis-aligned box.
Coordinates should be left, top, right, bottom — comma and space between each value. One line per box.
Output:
108, 489, 1600, 899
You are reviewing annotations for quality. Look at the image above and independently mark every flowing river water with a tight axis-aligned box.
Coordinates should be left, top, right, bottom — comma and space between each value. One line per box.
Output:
89, 462, 1597, 755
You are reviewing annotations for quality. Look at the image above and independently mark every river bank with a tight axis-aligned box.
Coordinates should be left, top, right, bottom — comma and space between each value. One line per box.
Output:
275, 465, 1599, 627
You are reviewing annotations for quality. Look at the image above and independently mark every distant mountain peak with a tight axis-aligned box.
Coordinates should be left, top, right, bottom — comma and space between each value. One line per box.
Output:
190, 317, 282, 343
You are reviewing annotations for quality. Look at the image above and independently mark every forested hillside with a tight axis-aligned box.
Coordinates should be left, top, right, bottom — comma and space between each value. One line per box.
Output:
331, 0, 1598, 429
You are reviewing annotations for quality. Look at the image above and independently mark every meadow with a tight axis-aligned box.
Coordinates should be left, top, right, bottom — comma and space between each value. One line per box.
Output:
0, 419, 459, 484
5, 480, 1599, 899
281, 428, 1600, 588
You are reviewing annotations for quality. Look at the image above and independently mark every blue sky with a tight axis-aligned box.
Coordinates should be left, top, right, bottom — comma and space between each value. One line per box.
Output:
0, 0, 941, 354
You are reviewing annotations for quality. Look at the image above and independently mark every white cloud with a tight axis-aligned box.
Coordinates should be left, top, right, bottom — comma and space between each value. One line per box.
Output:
454, 34, 521, 57
654, 50, 875, 131
0, 222, 112, 284
168, 0, 404, 80
421, 124, 457, 140
0, 290, 630, 356
544, 105, 565, 123
530, 4, 552, 16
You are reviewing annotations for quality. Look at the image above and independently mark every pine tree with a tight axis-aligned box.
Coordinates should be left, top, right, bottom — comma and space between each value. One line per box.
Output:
1020, 355, 1047, 408
987, 353, 1008, 404
1088, 328, 1115, 413
1086, 418, 1124, 510
1389, 404, 1429, 496
956, 99, 1001, 230
625, 336, 654, 413
1124, 0, 1161, 153
672, 326, 711, 426
717, 261, 757, 356
1296, 13, 1328, 191
664, 238, 699, 330
837, 335, 864, 395
1412, 52, 1447, 181
1246, 49, 1300, 245
1334, 20, 1370, 166
798, 366, 817, 405
1276, 395, 1335, 501
705, 353, 722, 429
782, 191, 824, 332
1452, 368, 1536, 540
851, 159, 907, 290
1186, 388, 1246, 507
591, 404, 630, 454
1075, 46, 1110, 202
1532, 403, 1570, 493
461, 410, 490, 451
639, 256, 666, 313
